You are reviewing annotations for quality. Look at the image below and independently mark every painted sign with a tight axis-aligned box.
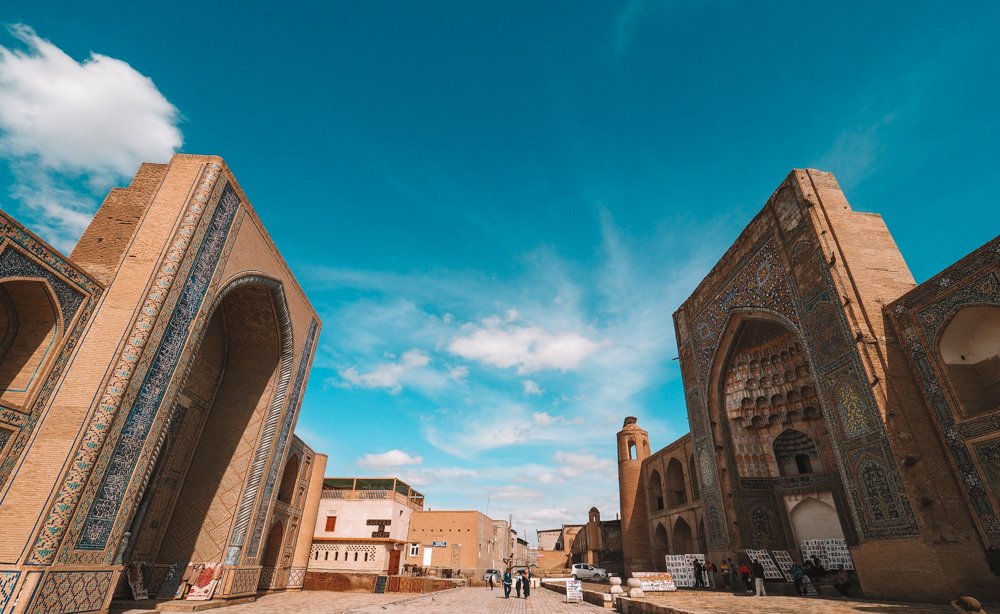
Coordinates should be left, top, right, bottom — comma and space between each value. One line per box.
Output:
632, 571, 677, 592
565, 579, 583, 602
432, 541, 447, 547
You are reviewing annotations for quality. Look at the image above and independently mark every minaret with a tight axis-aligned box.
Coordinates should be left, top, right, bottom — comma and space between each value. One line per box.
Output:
617, 416, 653, 573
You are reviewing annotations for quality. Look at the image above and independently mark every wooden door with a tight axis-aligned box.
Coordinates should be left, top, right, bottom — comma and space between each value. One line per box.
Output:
388, 548, 401, 575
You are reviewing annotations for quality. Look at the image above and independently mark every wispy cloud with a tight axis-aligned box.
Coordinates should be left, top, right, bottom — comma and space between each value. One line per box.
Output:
812, 117, 891, 191
0, 24, 181, 250
613, 0, 668, 55
307, 208, 712, 459
357, 449, 424, 468
448, 315, 602, 374
338, 349, 437, 394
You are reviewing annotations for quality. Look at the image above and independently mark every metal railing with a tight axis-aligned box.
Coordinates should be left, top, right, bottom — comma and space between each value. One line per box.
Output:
320, 489, 423, 508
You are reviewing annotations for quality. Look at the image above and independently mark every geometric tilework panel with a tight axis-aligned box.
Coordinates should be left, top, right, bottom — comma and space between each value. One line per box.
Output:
229, 568, 261, 596
975, 440, 1000, 506
689, 239, 798, 388
0, 571, 19, 613
76, 184, 241, 551
29, 571, 113, 614
286, 567, 306, 588
27, 164, 224, 566
0, 246, 84, 326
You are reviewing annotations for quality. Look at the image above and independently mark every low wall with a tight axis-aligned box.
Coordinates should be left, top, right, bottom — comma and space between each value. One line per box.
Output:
304, 572, 376, 592
616, 597, 693, 614
303, 572, 458, 594
542, 580, 613, 608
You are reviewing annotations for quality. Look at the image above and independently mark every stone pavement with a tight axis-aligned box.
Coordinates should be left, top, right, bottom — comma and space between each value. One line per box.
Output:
116, 586, 963, 614
640, 590, 954, 614
117, 587, 606, 614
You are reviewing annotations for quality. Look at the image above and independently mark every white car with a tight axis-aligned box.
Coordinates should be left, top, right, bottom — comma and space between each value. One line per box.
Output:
571, 563, 607, 581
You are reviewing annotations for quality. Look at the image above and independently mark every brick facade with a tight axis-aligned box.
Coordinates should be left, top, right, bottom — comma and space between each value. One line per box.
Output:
620, 169, 999, 602
0, 155, 324, 612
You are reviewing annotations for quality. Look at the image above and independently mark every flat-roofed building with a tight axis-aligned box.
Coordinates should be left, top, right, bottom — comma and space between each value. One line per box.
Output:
405, 510, 502, 577
309, 477, 424, 576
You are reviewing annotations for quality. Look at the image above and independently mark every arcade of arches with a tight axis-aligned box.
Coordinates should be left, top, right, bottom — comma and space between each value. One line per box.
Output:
0, 156, 328, 613
618, 169, 1000, 603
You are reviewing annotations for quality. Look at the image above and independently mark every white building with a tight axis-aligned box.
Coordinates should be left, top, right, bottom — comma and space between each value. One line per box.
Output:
309, 477, 424, 575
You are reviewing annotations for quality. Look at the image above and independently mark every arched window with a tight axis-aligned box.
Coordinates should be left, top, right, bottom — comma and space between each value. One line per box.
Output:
652, 523, 669, 569
278, 454, 299, 503
0, 280, 59, 407
648, 470, 664, 511
772, 429, 821, 476
939, 306, 1000, 416
672, 517, 694, 554
666, 458, 687, 508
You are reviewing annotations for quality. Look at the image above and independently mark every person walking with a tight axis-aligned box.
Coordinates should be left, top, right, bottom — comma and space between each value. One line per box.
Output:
720, 558, 732, 591
502, 570, 512, 598
705, 560, 716, 589
739, 561, 752, 593
728, 558, 740, 593
693, 559, 705, 588
522, 569, 531, 598
515, 569, 522, 598
812, 555, 825, 578
488, 572, 495, 591
751, 559, 766, 597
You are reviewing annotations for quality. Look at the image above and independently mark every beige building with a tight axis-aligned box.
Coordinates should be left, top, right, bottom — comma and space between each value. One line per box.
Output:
569, 508, 623, 576
0, 155, 326, 612
309, 478, 423, 576
405, 510, 501, 576
535, 525, 582, 572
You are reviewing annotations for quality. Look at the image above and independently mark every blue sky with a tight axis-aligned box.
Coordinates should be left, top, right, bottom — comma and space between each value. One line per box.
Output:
1, 1, 998, 542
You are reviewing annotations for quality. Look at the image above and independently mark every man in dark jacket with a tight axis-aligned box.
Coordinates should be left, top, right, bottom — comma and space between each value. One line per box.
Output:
751, 559, 767, 596
502, 570, 513, 598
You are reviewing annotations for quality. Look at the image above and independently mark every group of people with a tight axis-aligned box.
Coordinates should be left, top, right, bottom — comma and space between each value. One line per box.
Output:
487, 568, 531, 599
695, 554, 854, 598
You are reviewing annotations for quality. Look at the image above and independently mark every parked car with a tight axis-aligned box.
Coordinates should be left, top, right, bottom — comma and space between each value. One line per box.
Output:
483, 569, 500, 582
571, 563, 608, 581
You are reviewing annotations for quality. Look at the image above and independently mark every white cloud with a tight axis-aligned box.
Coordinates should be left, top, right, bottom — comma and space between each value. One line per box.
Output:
0, 25, 182, 249
448, 318, 601, 374
447, 365, 469, 380
532, 411, 555, 426
357, 449, 424, 468
522, 380, 543, 396
338, 349, 432, 394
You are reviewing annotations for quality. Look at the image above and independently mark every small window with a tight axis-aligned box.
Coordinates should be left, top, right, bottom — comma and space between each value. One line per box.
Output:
325, 516, 337, 532
354, 552, 359, 561
334, 551, 339, 561
409, 543, 419, 556
324, 551, 328, 560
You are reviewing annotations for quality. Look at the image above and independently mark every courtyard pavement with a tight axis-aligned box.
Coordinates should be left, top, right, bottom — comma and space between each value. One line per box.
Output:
117, 586, 962, 613
117, 586, 606, 614
639, 589, 955, 614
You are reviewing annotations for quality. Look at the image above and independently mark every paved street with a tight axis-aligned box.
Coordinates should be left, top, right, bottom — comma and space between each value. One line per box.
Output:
118, 587, 606, 614
116, 586, 972, 614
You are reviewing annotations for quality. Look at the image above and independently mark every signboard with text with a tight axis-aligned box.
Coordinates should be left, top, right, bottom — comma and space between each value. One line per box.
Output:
631, 571, 677, 592
565, 579, 583, 602
432, 541, 447, 547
